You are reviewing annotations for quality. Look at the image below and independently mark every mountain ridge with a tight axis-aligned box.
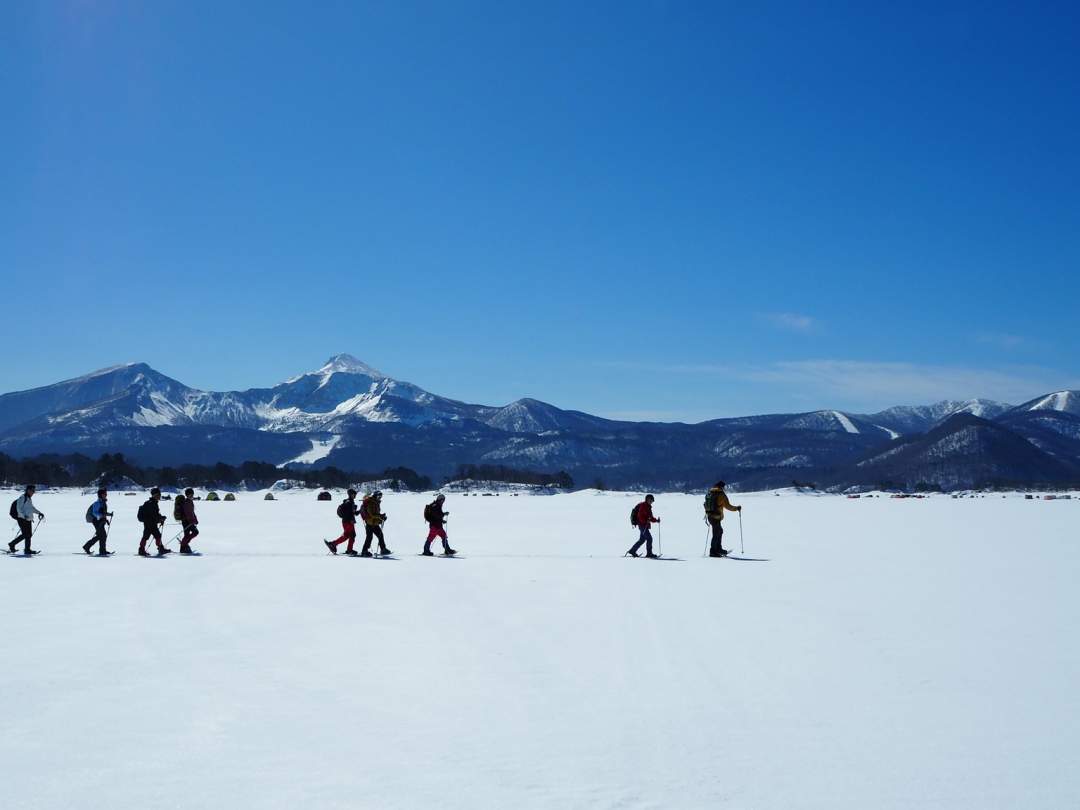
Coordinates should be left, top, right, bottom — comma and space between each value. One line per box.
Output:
0, 356, 1076, 491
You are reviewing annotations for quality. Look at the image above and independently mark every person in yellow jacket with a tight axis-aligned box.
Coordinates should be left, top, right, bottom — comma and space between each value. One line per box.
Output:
359, 491, 391, 557
705, 480, 741, 557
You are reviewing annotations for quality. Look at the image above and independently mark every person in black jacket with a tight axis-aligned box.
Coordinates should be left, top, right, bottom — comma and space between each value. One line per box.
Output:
422, 494, 456, 556
137, 488, 169, 557
325, 489, 360, 556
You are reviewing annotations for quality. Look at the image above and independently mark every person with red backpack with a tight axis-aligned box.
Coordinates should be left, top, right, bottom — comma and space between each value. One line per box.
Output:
422, 494, 456, 556
325, 489, 360, 556
626, 494, 660, 558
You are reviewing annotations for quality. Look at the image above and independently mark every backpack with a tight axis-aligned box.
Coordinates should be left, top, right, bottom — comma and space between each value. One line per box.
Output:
423, 503, 435, 523
336, 500, 352, 520
9, 498, 17, 520
704, 489, 719, 514
137, 501, 149, 523
85, 503, 96, 524
173, 495, 186, 521
359, 497, 372, 522
630, 503, 641, 527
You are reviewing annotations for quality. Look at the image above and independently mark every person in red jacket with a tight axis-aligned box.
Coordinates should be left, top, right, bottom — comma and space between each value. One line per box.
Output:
178, 488, 200, 554
627, 494, 660, 558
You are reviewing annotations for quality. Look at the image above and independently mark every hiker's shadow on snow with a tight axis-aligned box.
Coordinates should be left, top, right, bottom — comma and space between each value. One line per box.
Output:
724, 556, 769, 562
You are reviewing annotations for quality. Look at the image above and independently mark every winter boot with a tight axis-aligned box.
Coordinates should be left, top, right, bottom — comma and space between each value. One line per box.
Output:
83, 542, 94, 555
157, 545, 172, 555
359, 550, 373, 558
344, 549, 359, 557
443, 547, 457, 556
324, 540, 337, 555
378, 546, 391, 556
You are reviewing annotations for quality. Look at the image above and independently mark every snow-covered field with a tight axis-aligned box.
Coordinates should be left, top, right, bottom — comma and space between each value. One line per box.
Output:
2, 489, 1078, 809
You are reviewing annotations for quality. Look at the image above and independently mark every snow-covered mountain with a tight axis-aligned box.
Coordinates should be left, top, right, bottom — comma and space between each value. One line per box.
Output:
1012, 390, 1080, 417
863, 399, 1014, 435
0, 356, 1077, 490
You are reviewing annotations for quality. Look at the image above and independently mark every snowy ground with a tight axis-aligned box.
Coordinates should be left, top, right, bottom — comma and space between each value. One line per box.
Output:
2, 489, 1078, 809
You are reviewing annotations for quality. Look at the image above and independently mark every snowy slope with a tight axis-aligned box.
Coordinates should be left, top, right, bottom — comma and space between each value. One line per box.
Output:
1014, 389, 1080, 417
2, 490, 1078, 809
865, 398, 1013, 434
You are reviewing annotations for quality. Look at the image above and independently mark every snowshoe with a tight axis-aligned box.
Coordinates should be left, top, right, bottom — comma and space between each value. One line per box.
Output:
359, 550, 373, 558
645, 553, 660, 559
421, 550, 435, 556
625, 550, 639, 558
378, 547, 392, 556
179, 547, 196, 555
344, 549, 359, 557
443, 548, 457, 556
158, 547, 173, 555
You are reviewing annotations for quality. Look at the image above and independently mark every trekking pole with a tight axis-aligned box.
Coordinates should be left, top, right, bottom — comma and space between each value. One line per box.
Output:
703, 517, 709, 558
165, 524, 182, 548
657, 521, 662, 557
738, 510, 744, 555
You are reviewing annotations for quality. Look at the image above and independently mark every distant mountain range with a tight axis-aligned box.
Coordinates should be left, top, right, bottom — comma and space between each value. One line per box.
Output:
1, 354, 1078, 491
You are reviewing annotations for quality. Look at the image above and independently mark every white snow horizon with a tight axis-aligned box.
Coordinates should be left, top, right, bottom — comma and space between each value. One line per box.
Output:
3, 489, 1077, 808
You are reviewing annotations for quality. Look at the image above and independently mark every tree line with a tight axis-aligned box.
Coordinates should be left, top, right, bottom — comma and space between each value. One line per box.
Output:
0, 453, 576, 492
448, 464, 573, 489
0, 452, 433, 492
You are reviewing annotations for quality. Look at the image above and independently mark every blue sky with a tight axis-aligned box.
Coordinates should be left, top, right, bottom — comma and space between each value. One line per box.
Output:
3, 1, 1078, 420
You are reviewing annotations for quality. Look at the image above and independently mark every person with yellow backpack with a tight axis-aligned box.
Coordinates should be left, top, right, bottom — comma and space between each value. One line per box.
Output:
359, 491, 391, 557
705, 480, 741, 557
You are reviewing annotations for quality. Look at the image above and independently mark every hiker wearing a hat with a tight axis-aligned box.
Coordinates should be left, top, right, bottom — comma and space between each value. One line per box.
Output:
325, 489, 360, 555
359, 491, 391, 557
627, 494, 660, 558
421, 494, 456, 556
705, 480, 741, 557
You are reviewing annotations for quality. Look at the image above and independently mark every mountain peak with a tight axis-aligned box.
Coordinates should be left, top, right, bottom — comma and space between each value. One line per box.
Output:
284, 354, 386, 384
1022, 390, 1080, 415
319, 354, 384, 377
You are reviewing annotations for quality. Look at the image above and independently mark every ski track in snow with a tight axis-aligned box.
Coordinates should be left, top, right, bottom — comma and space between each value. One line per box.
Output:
286, 435, 342, 465
2, 489, 1078, 809
831, 410, 860, 434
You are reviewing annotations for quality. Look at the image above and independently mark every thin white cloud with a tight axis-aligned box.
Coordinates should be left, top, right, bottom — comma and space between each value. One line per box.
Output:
973, 331, 1040, 350
762, 312, 818, 333
598, 358, 1079, 413
741, 360, 1076, 409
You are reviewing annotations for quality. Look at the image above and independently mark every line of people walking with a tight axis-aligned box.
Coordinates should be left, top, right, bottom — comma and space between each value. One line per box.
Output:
625, 481, 741, 558
7, 481, 741, 558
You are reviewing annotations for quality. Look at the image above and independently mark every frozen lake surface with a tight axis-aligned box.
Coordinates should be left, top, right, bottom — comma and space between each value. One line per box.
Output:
2, 488, 1077, 809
